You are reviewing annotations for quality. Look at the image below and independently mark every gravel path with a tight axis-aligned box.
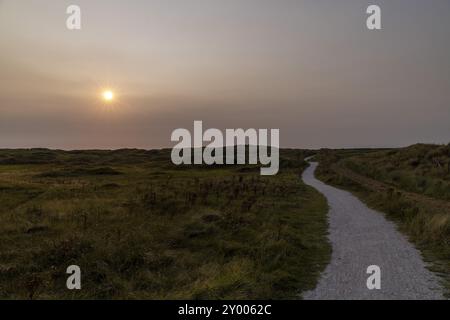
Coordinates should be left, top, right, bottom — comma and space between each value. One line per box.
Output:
301, 162, 444, 300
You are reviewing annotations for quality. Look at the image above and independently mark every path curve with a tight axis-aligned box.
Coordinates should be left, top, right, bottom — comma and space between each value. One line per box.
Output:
302, 162, 444, 300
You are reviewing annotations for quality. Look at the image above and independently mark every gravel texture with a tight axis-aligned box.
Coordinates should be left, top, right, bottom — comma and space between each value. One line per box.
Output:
301, 162, 444, 300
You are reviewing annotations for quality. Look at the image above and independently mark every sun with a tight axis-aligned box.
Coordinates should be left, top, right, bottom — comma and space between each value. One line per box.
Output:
102, 90, 114, 102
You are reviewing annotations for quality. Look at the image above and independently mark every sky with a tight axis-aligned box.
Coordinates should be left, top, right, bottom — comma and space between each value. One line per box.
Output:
0, 0, 449, 149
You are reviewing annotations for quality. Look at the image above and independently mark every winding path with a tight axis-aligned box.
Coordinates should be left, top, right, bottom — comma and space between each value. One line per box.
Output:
301, 162, 444, 300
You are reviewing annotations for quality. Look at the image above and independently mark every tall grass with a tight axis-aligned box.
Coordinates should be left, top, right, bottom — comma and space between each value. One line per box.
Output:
0, 149, 330, 299
316, 145, 450, 297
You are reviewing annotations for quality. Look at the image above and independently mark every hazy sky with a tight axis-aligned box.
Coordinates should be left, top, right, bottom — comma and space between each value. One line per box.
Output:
1, 0, 449, 149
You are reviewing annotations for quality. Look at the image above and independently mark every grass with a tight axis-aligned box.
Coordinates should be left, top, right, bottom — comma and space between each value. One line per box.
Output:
0, 148, 330, 299
337, 144, 450, 201
315, 144, 450, 297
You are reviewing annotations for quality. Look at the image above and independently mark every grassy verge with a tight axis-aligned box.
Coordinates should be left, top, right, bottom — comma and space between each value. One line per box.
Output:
315, 146, 450, 298
0, 149, 330, 299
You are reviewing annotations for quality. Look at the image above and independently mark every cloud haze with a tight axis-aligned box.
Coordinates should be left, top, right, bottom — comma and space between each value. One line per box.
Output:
1, 0, 449, 149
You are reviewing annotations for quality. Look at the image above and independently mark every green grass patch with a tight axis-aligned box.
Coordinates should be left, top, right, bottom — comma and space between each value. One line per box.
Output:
0, 148, 330, 299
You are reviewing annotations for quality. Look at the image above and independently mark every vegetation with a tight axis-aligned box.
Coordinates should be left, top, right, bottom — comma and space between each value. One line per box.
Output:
315, 144, 450, 297
337, 144, 450, 201
0, 148, 330, 299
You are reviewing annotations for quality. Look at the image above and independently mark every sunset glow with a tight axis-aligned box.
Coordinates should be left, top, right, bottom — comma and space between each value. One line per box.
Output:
102, 90, 114, 102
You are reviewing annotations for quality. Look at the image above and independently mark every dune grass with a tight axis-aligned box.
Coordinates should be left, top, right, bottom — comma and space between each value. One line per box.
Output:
315, 144, 450, 297
0, 149, 330, 299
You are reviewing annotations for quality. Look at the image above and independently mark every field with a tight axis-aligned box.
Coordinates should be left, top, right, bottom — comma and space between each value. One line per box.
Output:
315, 144, 450, 296
0, 148, 330, 299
